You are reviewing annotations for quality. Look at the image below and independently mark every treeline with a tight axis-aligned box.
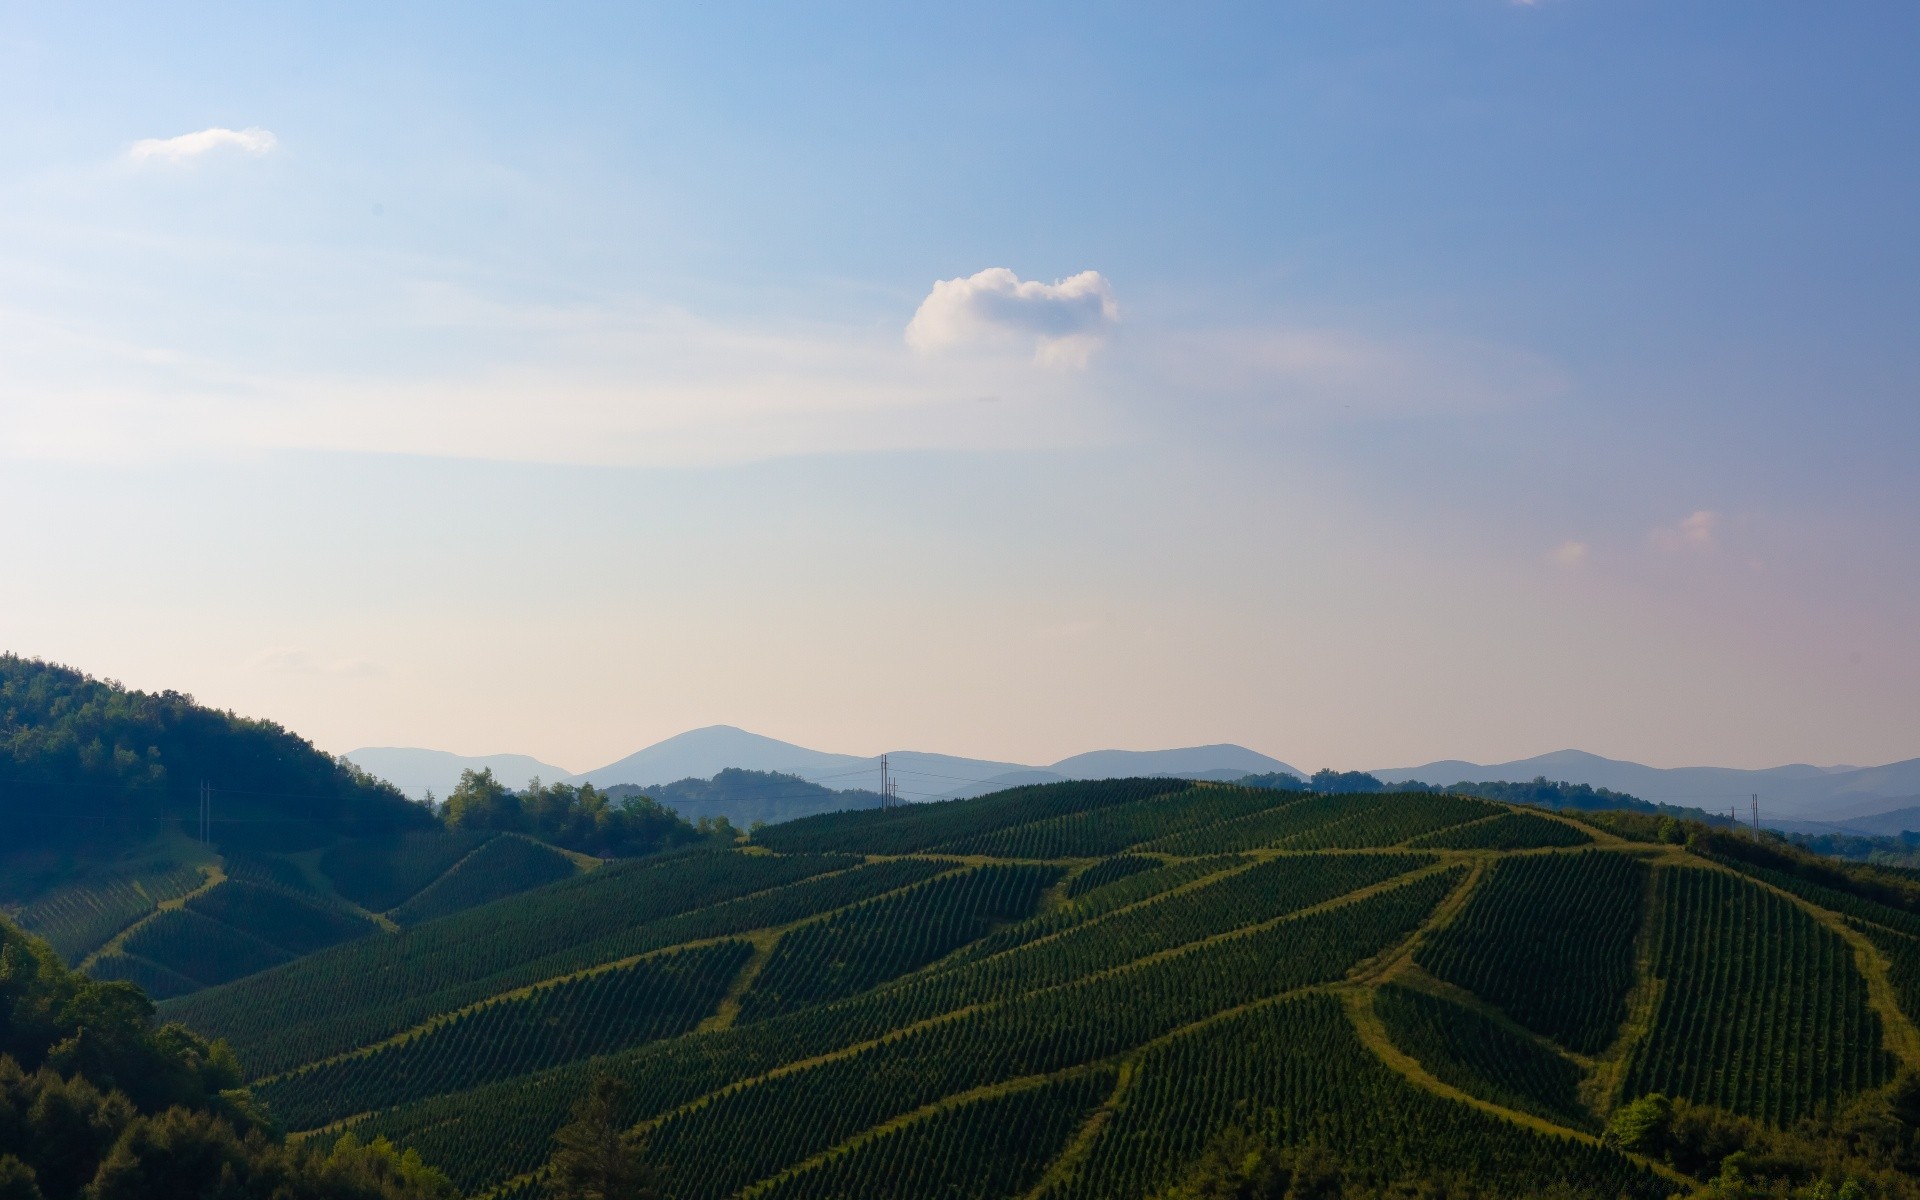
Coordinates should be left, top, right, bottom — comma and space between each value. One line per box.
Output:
611, 768, 884, 829
0, 655, 431, 858
0, 915, 453, 1199
1239, 767, 1738, 827
439, 768, 724, 857
1608, 1087, 1920, 1199
1688, 824, 1920, 917
1789, 829, 1920, 871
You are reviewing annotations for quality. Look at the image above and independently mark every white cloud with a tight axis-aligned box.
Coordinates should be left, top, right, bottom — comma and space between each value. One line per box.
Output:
906, 268, 1118, 368
1650, 510, 1719, 552
128, 126, 277, 164
1551, 540, 1589, 568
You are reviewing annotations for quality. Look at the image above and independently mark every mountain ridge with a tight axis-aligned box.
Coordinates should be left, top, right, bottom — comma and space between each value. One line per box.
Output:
348, 733, 1920, 823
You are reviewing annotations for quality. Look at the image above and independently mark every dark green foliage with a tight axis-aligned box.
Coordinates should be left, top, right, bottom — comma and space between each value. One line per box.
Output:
185, 880, 375, 955
0, 1154, 39, 1200
85, 953, 203, 1001
1436, 776, 1659, 814
1623, 866, 1895, 1123
755, 1069, 1113, 1200
24, 760, 1891, 1200
1703, 851, 1920, 940
615, 768, 881, 830
738, 864, 1059, 1021
0, 916, 275, 1194
546, 1074, 660, 1200
1064, 854, 1161, 899
0, 655, 431, 855
1237, 772, 1307, 792
942, 856, 1245, 969
1405, 810, 1593, 850
1608, 1086, 1920, 1195
1571, 810, 1691, 845
1854, 921, 1920, 1030
1373, 984, 1590, 1129
387, 835, 578, 926
256, 941, 752, 1130
319, 829, 496, 913
1154, 1126, 1341, 1200
97, 1116, 459, 1199
1307, 770, 1387, 794
1280, 793, 1498, 850
1045, 994, 1666, 1200
10, 864, 205, 964
352, 870, 1459, 1195
637, 872, 1458, 1200
929, 786, 1284, 859
1691, 828, 1920, 919
120, 909, 292, 988
753, 778, 1195, 855
220, 852, 320, 897
1790, 829, 1920, 871
1415, 850, 1648, 1053
441, 769, 707, 859
161, 852, 879, 1077
1140, 793, 1398, 855
892, 855, 1435, 1021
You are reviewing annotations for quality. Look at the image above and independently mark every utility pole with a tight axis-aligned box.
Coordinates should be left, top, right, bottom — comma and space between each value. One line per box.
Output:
1752, 793, 1760, 833
879, 755, 891, 811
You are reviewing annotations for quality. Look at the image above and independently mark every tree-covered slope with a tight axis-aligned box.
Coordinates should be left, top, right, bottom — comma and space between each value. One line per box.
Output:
0, 911, 454, 1199
0, 655, 431, 857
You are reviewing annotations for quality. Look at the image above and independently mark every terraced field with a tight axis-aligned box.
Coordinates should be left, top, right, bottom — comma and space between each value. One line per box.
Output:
127, 780, 1920, 1200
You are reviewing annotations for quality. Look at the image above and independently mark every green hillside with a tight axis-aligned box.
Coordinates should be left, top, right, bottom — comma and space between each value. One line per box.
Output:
101, 777, 1920, 1200
0, 655, 432, 859
0, 658, 737, 1002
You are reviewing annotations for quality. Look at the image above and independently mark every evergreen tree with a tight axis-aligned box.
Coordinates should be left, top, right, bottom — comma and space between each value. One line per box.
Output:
546, 1075, 658, 1200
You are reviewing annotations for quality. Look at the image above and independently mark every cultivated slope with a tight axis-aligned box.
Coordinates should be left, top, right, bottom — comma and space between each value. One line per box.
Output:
155, 780, 1920, 1200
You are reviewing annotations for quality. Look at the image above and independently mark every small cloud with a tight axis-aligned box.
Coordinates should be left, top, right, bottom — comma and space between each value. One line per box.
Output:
1551, 540, 1589, 569
128, 126, 277, 164
1650, 509, 1719, 553
906, 268, 1117, 368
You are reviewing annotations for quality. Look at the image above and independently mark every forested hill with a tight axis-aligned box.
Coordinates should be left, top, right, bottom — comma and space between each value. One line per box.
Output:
0, 655, 431, 856
107, 777, 1920, 1200
0, 907, 455, 1198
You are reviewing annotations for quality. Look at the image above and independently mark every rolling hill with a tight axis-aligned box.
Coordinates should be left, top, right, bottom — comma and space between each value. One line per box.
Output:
8, 661, 1917, 1198
97, 777, 1920, 1200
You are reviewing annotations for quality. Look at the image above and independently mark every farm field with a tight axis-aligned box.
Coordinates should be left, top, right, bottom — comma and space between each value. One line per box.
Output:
15, 777, 1920, 1200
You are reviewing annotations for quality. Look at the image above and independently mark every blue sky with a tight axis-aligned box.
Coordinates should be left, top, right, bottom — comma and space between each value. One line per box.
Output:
1, 2, 1915, 771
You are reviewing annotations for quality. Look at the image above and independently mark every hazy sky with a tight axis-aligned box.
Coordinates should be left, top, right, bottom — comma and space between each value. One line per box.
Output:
2, 3, 1916, 773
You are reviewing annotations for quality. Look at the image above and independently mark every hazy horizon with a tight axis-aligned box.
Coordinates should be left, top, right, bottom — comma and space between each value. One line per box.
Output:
4, 3, 1916, 773
339, 727, 1907, 782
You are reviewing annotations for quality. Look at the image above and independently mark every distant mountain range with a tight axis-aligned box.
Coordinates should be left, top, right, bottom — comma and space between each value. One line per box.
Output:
347, 728, 1301, 810
1373, 749, 1920, 827
346, 731, 1920, 834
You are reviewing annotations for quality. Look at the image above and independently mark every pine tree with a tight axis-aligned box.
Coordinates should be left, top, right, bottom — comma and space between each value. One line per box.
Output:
547, 1075, 658, 1200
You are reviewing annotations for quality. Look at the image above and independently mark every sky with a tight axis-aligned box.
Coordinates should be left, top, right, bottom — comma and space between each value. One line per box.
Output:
1, 2, 1917, 774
